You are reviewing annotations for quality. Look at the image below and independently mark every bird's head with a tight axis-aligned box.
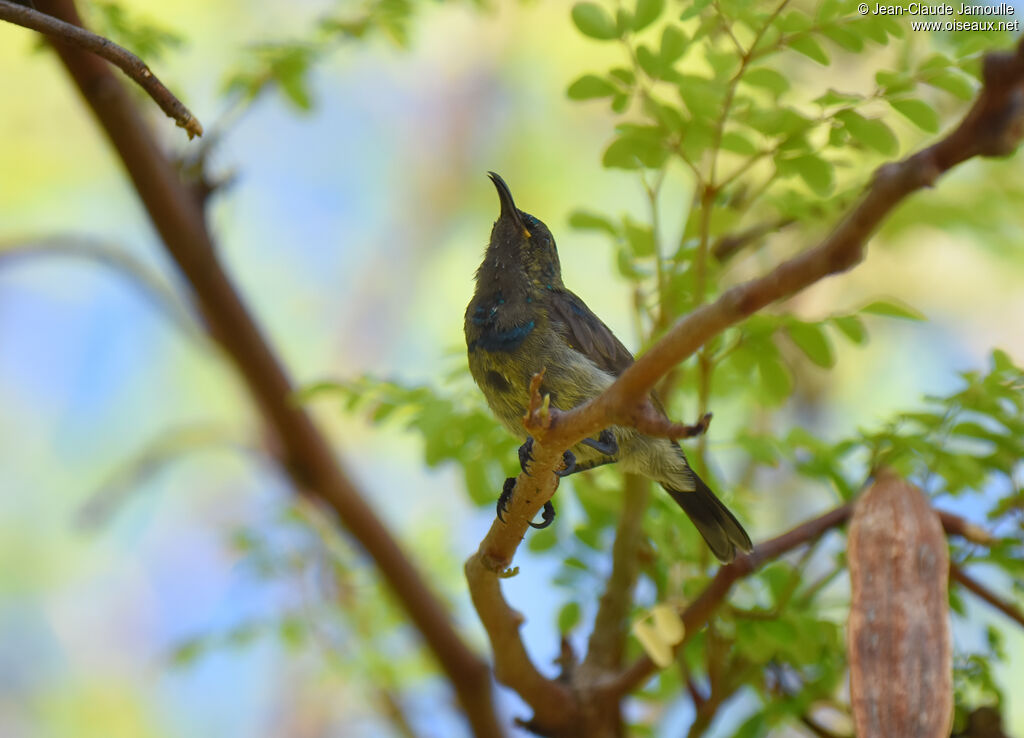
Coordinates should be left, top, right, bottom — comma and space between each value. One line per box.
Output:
484, 172, 562, 287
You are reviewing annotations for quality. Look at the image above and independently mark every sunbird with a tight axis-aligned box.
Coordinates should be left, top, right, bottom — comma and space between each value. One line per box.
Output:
465, 173, 752, 562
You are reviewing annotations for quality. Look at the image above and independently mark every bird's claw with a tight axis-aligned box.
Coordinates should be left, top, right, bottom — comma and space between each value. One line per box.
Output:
496, 477, 516, 523
520, 438, 576, 477
554, 449, 577, 477
531, 501, 556, 529
496, 476, 557, 529
518, 437, 534, 475
581, 429, 618, 456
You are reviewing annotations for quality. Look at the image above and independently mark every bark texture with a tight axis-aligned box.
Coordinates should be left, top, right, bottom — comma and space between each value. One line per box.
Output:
848, 472, 952, 738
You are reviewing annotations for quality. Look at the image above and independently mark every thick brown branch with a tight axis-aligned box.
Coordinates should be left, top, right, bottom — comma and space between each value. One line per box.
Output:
0, 0, 202, 137
951, 564, 1024, 629
30, 1, 500, 735
604, 503, 853, 697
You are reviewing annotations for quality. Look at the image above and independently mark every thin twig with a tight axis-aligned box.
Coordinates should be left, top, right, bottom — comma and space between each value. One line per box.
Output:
938, 508, 1000, 546
0, 0, 202, 137
950, 564, 1024, 628
799, 713, 848, 738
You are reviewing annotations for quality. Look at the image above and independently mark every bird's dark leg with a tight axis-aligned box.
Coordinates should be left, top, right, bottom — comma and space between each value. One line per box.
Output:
496, 476, 556, 529
581, 429, 618, 456
555, 455, 617, 477
518, 437, 534, 474
533, 501, 556, 529
519, 436, 577, 478
496, 477, 516, 523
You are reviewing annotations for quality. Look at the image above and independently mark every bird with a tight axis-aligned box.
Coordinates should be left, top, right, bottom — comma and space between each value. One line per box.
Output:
464, 172, 753, 563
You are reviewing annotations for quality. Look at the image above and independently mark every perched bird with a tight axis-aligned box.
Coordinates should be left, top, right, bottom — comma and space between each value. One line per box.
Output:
464, 172, 752, 563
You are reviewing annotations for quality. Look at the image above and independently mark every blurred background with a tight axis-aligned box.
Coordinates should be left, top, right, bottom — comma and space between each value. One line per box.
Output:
1, 1, 1022, 736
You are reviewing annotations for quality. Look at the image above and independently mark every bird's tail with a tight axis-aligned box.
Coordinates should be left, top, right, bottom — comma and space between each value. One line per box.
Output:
661, 472, 752, 564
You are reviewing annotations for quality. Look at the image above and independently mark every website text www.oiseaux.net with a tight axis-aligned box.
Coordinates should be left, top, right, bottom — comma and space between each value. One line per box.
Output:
859, 4, 1020, 32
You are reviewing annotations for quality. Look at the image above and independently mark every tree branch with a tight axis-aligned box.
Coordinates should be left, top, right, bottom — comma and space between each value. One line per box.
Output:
29, 1, 501, 735
937, 508, 1000, 546
604, 503, 854, 698
950, 564, 1024, 629
465, 36, 1024, 732
467, 36, 1024, 585
0, 235, 205, 344
582, 474, 651, 674
0, 0, 202, 138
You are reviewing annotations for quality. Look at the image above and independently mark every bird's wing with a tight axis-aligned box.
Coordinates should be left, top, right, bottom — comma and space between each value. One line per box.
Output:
549, 288, 674, 418
548, 288, 635, 377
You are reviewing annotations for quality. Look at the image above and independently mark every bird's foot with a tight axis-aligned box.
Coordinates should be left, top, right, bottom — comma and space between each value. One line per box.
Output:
581, 429, 618, 456
554, 449, 577, 477
496, 476, 556, 529
496, 477, 516, 523
519, 437, 576, 478
518, 437, 534, 475
533, 501, 556, 529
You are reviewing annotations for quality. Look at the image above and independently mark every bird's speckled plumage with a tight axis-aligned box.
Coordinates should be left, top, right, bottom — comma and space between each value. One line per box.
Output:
465, 173, 751, 562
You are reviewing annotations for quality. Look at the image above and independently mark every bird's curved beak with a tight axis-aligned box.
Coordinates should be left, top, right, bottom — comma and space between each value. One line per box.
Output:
487, 171, 531, 238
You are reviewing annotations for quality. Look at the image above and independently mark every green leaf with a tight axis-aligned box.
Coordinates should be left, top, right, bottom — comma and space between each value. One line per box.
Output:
991, 348, 1014, 372
925, 69, 976, 100
757, 353, 793, 403
660, 25, 688, 64
677, 74, 725, 118
736, 434, 780, 466
861, 299, 926, 321
776, 10, 812, 33
603, 129, 667, 169
837, 111, 898, 156
624, 217, 656, 257
876, 69, 915, 96
787, 154, 834, 196
813, 88, 861, 106
569, 210, 619, 234
785, 320, 835, 368
632, 0, 664, 31
558, 601, 581, 632
568, 74, 619, 100
889, 98, 940, 133
742, 67, 790, 96
787, 36, 830, 66
636, 44, 663, 78
678, 0, 711, 21
719, 131, 758, 156
572, 2, 620, 40
821, 24, 864, 52
831, 315, 868, 344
